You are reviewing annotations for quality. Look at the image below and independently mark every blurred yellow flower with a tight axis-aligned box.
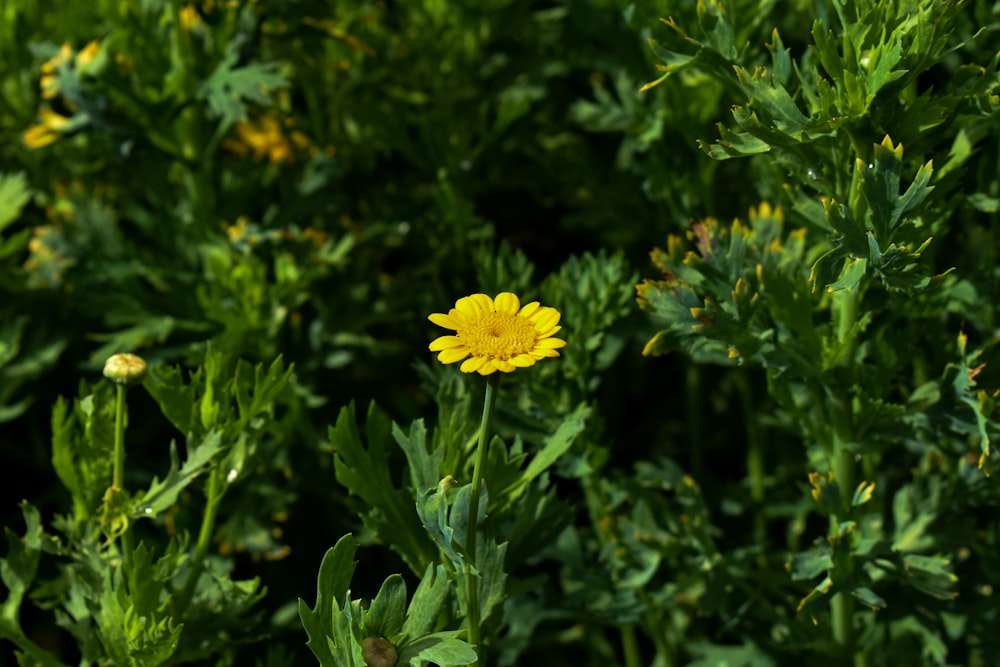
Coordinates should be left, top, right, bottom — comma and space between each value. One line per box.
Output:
223, 115, 312, 165
428, 292, 567, 375
22, 108, 72, 148
40, 42, 72, 99
179, 4, 202, 31
75, 40, 101, 69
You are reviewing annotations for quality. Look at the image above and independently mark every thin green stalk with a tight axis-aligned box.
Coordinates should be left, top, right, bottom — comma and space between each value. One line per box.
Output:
3, 629, 68, 667
620, 625, 641, 667
111, 384, 134, 570
686, 363, 704, 483
733, 370, 767, 557
466, 374, 500, 667
830, 287, 863, 666
174, 466, 224, 616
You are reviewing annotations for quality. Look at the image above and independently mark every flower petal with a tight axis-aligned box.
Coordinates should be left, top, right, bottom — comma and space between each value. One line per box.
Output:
429, 335, 465, 351
477, 361, 499, 375
494, 292, 520, 314
428, 312, 460, 330
535, 337, 567, 349
493, 359, 517, 373
469, 293, 494, 314
461, 356, 489, 373
509, 354, 537, 368
536, 325, 562, 338
437, 347, 471, 364
518, 301, 540, 318
530, 307, 561, 332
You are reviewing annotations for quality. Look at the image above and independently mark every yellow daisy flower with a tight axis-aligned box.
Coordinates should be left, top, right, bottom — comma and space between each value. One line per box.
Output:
428, 292, 567, 375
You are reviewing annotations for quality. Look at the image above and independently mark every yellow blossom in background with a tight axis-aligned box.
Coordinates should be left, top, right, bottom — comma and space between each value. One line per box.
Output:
22, 108, 72, 148
179, 4, 202, 31
40, 42, 72, 99
428, 292, 567, 375
223, 114, 312, 165
75, 40, 102, 69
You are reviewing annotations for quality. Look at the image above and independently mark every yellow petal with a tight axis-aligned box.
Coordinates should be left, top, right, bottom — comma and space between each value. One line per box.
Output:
429, 335, 464, 351
530, 307, 561, 331
518, 301, 540, 318
493, 359, 517, 373
477, 361, 499, 375
428, 312, 460, 330
22, 125, 58, 148
437, 347, 470, 364
536, 337, 567, 349
509, 354, 537, 367
469, 293, 494, 314
494, 292, 520, 314
455, 295, 484, 317
529, 348, 560, 359
537, 325, 562, 338
461, 356, 489, 373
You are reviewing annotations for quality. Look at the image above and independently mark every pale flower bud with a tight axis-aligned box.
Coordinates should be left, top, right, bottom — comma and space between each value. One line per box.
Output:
103, 353, 148, 386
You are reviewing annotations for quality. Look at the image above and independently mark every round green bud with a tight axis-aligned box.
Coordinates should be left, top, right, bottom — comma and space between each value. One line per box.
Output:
103, 353, 148, 386
362, 637, 397, 667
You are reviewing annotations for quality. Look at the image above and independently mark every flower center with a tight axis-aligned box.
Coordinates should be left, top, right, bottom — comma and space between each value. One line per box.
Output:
459, 312, 537, 360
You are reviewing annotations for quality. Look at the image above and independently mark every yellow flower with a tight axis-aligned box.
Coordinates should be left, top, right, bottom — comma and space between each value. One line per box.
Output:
428, 292, 567, 375
40, 42, 72, 99
22, 108, 72, 148
75, 40, 102, 69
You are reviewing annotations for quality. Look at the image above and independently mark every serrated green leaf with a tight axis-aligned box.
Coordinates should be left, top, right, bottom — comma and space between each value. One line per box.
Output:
299, 535, 359, 667
361, 575, 406, 641
331, 403, 436, 573
198, 42, 288, 128
400, 564, 450, 640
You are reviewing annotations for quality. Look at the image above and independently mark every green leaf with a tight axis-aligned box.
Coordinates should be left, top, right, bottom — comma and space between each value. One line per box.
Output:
361, 575, 407, 641
298, 535, 359, 667
133, 432, 223, 518
331, 403, 435, 573
851, 585, 886, 610
0, 172, 30, 233
396, 633, 477, 666
198, 41, 288, 129
902, 554, 957, 600
392, 419, 442, 494
400, 564, 450, 640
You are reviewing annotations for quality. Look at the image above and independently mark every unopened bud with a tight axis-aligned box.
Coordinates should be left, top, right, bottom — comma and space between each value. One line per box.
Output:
103, 353, 148, 386
362, 637, 397, 667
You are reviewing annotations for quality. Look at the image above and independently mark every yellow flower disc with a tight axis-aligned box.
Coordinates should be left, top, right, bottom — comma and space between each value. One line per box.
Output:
428, 292, 567, 375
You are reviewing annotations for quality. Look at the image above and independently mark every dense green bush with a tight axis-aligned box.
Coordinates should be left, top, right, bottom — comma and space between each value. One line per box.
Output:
2, 0, 999, 665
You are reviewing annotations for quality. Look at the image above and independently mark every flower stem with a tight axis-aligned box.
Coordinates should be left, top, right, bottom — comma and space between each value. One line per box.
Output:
111, 384, 134, 569
174, 465, 223, 616
620, 625, 641, 667
466, 374, 500, 666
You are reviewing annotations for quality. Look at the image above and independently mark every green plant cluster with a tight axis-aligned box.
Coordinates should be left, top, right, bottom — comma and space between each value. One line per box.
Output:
1, 0, 999, 665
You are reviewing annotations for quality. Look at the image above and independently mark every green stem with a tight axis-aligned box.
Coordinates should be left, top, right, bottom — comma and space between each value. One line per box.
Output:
112, 384, 134, 570
112, 385, 127, 490
465, 374, 500, 667
1, 628, 68, 667
686, 363, 704, 483
734, 370, 767, 558
830, 287, 863, 666
621, 625, 641, 667
174, 466, 223, 616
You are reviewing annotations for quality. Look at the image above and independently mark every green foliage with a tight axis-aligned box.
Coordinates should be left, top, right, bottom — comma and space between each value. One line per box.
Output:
2, 0, 999, 665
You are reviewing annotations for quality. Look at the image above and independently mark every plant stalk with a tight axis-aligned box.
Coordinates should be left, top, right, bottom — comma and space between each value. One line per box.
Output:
174, 465, 223, 616
465, 374, 500, 667
111, 384, 134, 570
